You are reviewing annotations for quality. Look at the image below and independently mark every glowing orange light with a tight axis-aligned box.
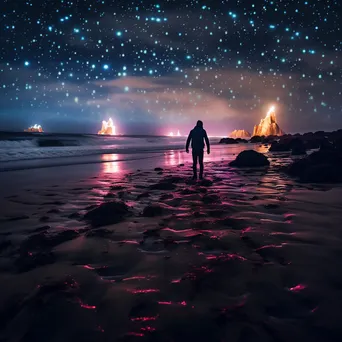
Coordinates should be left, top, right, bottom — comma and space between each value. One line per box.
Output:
25, 124, 43, 132
168, 130, 181, 137
98, 118, 116, 135
266, 105, 276, 118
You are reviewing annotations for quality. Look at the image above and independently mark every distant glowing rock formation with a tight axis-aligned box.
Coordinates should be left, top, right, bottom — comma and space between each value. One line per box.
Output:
252, 106, 284, 136
98, 118, 116, 135
168, 130, 181, 137
229, 130, 251, 139
25, 124, 43, 133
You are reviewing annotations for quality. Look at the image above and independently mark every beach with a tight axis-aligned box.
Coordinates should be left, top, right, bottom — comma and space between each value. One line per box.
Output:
1, 143, 342, 341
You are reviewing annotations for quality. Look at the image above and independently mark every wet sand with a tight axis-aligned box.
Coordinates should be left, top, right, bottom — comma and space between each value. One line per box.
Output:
1, 148, 342, 341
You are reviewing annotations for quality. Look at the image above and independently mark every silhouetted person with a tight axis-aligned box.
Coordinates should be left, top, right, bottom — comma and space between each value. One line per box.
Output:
186, 120, 210, 180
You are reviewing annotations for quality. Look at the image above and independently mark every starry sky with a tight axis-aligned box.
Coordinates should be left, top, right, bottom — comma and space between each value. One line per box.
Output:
0, 0, 341, 135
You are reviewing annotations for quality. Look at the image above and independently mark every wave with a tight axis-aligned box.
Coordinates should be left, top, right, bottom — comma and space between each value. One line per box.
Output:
0, 133, 221, 162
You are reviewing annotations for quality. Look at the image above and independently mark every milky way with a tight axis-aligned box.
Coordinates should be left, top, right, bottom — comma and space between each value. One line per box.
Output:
0, 0, 341, 135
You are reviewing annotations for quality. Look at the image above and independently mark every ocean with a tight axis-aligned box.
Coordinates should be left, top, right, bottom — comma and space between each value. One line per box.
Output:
0, 132, 222, 171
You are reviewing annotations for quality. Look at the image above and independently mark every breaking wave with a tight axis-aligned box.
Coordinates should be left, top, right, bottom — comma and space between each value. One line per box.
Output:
0, 132, 221, 163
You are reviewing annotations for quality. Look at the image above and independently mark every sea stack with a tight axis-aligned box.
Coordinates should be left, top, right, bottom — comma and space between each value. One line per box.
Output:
98, 118, 116, 135
252, 106, 284, 136
229, 130, 251, 139
24, 124, 43, 133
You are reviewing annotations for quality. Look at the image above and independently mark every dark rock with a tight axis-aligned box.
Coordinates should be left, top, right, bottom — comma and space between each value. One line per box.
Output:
308, 150, 341, 165
320, 139, 334, 150
163, 176, 183, 183
285, 150, 342, 183
202, 194, 221, 204
229, 150, 270, 167
137, 192, 150, 200
301, 164, 341, 183
219, 138, 239, 144
199, 179, 213, 187
47, 208, 61, 214
269, 141, 291, 152
104, 192, 116, 198
149, 181, 177, 190
21, 230, 80, 252
142, 205, 164, 217
84, 201, 130, 227
154, 167, 163, 171
180, 188, 198, 195
0, 240, 11, 252
15, 252, 56, 273
292, 145, 307, 156
39, 216, 49, 222
179, 164, 184, 167
68, 212, 81, 219
250, 135, 264, 143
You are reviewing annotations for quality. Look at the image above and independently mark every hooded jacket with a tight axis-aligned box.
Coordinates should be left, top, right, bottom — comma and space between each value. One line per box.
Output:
186, 126, 210, 151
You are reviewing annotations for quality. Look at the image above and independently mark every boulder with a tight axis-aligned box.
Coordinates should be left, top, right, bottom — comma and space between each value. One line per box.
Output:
219, 138, 239, 144
300, 164, 341, 183
250, 135, 264, 143
269, 141, 291, 152
285, 150, 342, 183
84, 201, 130, 227
229, 150, 270, 167
290, 139, 307, 155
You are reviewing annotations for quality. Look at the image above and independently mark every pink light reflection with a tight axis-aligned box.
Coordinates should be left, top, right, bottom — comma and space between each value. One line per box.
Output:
288, 284, 307, 292
102, 154, 121, 173
129, 288, 160, 294
164, 150, 183, 166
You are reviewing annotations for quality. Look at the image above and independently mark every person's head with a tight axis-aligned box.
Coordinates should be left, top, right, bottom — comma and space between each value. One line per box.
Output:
196, 120, 203, 128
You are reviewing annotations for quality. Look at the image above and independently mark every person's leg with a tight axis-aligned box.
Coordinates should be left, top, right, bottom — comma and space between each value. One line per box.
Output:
198, 150, 204, 179
192, 150, 198, 179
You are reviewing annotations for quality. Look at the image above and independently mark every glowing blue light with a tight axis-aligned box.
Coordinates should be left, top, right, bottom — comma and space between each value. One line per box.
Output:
103, 64, 109, 70
73, 28, 80, 33
91, 64, 96, 69
269, 25, 276, 29
186, 55, 191, 60
24, 61, 30, 66
124, 86, 129, 92
48, 26, 53, 32
116, 31, 122, 37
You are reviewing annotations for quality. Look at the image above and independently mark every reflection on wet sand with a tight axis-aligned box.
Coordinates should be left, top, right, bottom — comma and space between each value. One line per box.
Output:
164, 150, 183, 166
102, 154, 120, 173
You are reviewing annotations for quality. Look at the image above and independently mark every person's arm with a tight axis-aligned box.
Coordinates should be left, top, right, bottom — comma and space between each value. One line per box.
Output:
204, 130, 210, 154
186, 131, 192, 152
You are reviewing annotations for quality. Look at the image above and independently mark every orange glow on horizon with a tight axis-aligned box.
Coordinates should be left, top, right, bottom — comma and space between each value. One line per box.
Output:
25, 124, 43, 133
98, 118, 116, 135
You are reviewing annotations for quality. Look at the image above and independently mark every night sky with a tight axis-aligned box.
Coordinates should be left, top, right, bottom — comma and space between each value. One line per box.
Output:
0, 0, 341, 135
